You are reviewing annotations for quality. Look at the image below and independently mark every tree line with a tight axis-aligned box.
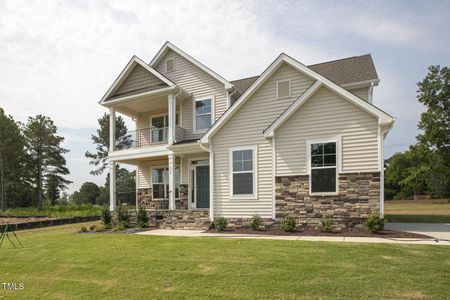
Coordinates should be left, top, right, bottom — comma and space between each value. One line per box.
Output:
0, 110, 71, 210
385, 65, 449, 200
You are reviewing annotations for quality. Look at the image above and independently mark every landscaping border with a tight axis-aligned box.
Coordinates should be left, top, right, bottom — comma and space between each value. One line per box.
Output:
0, 216, 100, 231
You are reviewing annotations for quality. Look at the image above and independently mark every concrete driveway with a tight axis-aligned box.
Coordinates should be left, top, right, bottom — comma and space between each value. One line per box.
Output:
386, 223, 450, 240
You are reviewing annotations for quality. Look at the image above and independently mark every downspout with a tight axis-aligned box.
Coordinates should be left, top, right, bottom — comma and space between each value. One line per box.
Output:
173, 87, 183, 143
368, 82, 374, 104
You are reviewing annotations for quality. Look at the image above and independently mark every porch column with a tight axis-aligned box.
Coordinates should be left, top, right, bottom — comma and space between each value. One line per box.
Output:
109, 161, 116, 211
167, 93, 176, 145
109, 107, 115, 151
168, 153, 175, 210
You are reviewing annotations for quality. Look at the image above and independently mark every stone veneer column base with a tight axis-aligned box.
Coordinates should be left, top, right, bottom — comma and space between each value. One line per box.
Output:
275, 172, 381, 228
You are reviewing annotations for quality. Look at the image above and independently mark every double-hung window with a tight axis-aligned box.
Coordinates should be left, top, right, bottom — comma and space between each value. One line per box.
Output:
230, 146, 257, 198
152, 167, 180, 200
309, 140, 338, 194
195, 97, 212, 132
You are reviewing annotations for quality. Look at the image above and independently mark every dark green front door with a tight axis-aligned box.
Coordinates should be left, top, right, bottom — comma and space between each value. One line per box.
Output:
196, 166, 210, 209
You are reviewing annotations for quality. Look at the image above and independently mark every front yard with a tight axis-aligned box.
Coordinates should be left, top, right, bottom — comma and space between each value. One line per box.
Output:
1, 222, 449, 299
385, 199, 450, 223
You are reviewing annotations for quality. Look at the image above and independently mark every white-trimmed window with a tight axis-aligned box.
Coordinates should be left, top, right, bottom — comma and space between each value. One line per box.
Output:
151, 167, 180, 199
308, 139, 339, 195
277, 79, 291, 99
194, 97, 213, 132
230, 146, 257, 198
166, 58, 174, 73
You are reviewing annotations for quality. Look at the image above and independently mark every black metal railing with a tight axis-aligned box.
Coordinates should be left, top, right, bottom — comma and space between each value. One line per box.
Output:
116, 127, 168, 150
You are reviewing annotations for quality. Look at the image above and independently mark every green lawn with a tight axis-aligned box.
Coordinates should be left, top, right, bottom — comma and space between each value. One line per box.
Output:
1, 223, 449, 299
0, 204, 102, 218
385, 199, 450, 223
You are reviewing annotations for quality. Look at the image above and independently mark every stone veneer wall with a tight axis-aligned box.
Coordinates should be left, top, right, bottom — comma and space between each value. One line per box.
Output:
275, 172, 381, 228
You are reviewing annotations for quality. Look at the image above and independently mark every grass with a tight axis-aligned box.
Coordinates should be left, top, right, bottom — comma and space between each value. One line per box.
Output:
385, 199, 450, 223
0, 204, 102, 218
0, 223, 450, 299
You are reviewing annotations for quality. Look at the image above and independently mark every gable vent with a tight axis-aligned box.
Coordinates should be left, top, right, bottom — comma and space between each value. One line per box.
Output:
277, 80, 291, 99
166, 58, 174, 72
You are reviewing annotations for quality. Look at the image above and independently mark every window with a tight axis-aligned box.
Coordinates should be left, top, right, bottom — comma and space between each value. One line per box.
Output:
166, 58, 174, 72
230, 146, 257, 198
152, 167, 180, 199
309, 141, 338, 194
194, 98, 212, 132
277, 80, 291, 98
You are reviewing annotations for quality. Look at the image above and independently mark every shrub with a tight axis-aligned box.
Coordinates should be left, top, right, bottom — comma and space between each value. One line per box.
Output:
137, 206, 149, 228
281, 215, 296, 232
366, 213, 385, 233
250, 214, 263, 231
116, 206, 130, 227
80, 226, 88, 233
214, 217, 228, 231
101, 207, 112, 226
89, 224, 97, 231
319, 215, 333, 233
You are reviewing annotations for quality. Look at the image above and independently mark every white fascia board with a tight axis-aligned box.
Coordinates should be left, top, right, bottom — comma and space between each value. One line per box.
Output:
264, 81, 323, 137
341, 79, 380, 89
149, 41, 233, 90
108, 146, 172, 161
100, 86, 177, 107
99, 55, 175, 104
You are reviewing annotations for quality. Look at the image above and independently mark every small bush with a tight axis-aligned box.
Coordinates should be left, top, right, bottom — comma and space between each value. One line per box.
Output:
80, 226, 88, 233
101, 207, 112, 226
137, 206, 149, 228
366, 213, 385, 233
95, 225, 106, 232
89, 224, 97, 231
250, 214, 263, 231
319, 215, 333, 233
281, 215, 296, 232
214, 217, 228, 231
116, 206, 130, 228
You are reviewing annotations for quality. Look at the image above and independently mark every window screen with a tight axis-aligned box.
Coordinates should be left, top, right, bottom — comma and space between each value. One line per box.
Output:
195, 98, 212, 131
232, 149, 254, 195
310, 142, 337, 193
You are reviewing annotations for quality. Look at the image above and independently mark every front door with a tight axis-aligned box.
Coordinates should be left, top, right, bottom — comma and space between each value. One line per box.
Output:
196, 166, 210, 209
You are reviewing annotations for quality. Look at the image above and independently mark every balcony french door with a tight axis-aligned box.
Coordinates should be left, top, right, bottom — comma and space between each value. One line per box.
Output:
151, 115, 168, 144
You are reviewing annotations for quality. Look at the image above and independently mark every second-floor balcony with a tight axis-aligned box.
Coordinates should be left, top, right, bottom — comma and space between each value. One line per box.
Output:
116, 126, 185, 150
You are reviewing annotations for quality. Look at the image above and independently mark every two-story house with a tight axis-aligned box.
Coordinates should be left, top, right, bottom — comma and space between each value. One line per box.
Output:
99, 42, 394, 229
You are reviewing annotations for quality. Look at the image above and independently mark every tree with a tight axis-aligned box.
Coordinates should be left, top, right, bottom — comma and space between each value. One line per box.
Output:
85, 113, 130, 175
45, 173, 71, 205
416, 65, 450, 198
97, 167, 136, 205
0, 108, 32, 209
22, 115, 72, 209
72, 182, 100, 205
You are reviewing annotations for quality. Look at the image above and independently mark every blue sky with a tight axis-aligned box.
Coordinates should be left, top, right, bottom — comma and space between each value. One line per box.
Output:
0, 0, 449, 193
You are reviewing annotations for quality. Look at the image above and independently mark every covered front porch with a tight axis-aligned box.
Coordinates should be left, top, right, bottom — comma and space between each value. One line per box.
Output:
109, 145, 213, 224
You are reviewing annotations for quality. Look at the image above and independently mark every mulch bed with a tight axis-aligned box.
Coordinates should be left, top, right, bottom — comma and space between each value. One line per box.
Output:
207, 227, 432, 239
0, 216, 60, 225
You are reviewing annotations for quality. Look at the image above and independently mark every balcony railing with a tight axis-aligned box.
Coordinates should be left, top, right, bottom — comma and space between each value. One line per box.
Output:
116, 127, 168, 149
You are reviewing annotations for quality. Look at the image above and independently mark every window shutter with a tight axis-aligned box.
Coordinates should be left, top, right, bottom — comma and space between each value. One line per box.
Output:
277, 80, 290, 98
166, 59, 174, 72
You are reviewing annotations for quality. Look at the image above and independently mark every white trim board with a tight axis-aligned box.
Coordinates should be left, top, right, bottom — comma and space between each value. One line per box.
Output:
150, 41, 233, 90
100, 55, 175, 104
200, 53, 395, 143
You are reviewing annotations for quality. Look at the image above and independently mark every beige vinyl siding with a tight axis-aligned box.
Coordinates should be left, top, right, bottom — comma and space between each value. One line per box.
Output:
137, 157, 180, 189
115, 65, 165, 95
180, 153, 210, 184
276, 86, 379, 175
347, 87, 369, 101
212, 63, 315, 218
155, 50, 228, 139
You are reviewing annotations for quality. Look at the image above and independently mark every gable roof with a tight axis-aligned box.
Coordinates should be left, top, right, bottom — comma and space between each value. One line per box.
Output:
200, 53, 394, 143
100, 55, 174, 104
229, 54, 379, 99
150, 41, 234, 90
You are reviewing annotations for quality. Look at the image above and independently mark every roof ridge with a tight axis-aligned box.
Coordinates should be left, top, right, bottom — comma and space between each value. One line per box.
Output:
308, 54, 372, 67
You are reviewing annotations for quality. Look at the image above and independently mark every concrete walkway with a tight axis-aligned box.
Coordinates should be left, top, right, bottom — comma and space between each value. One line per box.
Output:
136, 229, 450, 246
385, 223, 450, 240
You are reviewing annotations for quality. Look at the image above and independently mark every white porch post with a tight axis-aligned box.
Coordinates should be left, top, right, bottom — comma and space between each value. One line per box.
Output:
167, 93, 176, 145
109, 107, 116, 151
109, 161, 117, 211
168, 153, 175, 210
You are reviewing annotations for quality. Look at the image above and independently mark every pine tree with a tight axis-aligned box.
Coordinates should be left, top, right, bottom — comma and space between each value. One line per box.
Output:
22, 115, 72, 209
